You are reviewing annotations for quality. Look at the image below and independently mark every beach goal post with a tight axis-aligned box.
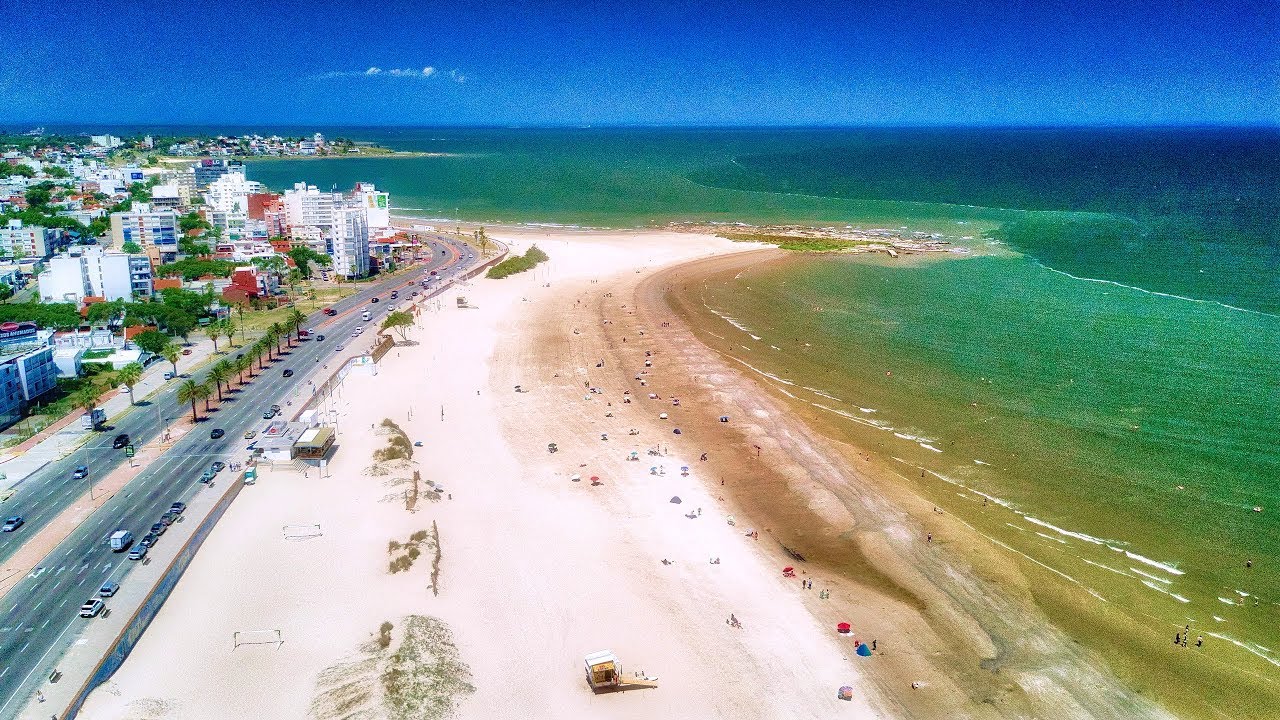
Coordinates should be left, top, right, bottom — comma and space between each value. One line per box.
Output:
233, 629, 283, 650
281, 523, 323, 540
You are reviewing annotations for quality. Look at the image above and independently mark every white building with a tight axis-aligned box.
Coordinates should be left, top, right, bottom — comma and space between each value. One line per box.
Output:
353, 182, 391, 233
38, 247, 152, 304
205, 172, 262, 226
0, 219, 53, 259
332, 198, 370, 279
282, 182, 335, 229
149, 184, 183, 210
110, 203, 179, 263
90, 135, 122, 149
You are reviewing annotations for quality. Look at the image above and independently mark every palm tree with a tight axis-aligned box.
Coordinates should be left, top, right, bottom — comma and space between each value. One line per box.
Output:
162, 343, 181, 378
254, 339, 269, 369
72, 381, 102, 417
204, 323, 219, 353
220, 319, 237, 349
261, 332, 277, 362
233, 354, 252, 384
286, 308, 306, 341
176, 379, 203, 422
207, 362, 231, 402
199, 382, 214, 413
270, 322, 289, 351
116, 362, 144, 405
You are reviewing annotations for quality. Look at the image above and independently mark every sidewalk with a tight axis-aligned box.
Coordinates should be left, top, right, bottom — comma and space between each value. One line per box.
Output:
0, 336, 221, 492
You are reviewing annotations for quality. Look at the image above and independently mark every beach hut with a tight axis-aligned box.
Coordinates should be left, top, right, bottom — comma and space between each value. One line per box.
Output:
837, 622, 851, 634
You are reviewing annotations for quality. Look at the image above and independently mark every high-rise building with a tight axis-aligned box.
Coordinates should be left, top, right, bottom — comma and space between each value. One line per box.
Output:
192, 158, 243, 192
332, 198, 370, 279
38, 247, 152, 304
0, 219, 53, 259
110, 203, 179, 264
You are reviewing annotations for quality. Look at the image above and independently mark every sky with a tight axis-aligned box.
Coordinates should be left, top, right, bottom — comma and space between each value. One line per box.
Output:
0, 0, 1275, 127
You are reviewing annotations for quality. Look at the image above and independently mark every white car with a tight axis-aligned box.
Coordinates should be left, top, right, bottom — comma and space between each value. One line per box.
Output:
80, 599, 105, 618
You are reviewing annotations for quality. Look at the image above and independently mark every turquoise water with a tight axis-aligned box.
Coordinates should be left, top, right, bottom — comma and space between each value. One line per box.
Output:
245, 127, 1278, 698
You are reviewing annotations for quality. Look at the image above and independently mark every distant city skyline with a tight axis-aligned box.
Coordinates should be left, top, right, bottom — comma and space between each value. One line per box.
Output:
1, 0, 1275, 127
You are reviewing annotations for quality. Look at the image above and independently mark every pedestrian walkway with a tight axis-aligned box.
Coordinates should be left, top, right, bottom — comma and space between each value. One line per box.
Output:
0, 336, 221, 491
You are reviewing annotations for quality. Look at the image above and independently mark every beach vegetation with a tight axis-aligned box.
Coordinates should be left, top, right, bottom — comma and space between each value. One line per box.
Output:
485, 244, 548, 279
381, 615, 474, 720
379, 621, 394, 650
717, 232, 873, 252
380, 310, 414, 343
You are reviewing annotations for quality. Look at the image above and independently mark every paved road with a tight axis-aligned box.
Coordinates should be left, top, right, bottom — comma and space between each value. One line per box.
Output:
0, 237, 478, 715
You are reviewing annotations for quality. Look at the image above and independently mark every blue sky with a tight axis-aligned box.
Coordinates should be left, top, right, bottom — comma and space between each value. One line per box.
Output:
0, 0, 1275, 126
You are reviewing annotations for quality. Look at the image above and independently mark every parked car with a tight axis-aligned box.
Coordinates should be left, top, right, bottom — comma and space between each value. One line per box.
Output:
210, 428, 225, 440
169, 502, 186, 515
112, 433, 130, 449
149, 522, 166, 536
163, 371, 175, 380
98, 581, 119, 598
244, 429, 258, 439
271, 404, 281, 412
127, 545, 147, 561
335, 344, 344, 352
158, 512, 177, 526
79, 599, 105, 618
72, 465, 88, 479
182, 348, 192, 356
200, 470, 214, 483
139, 532, 158, 548
282, 369, 294, 378
1, 516, 23, 532
262, 410, 276, 419
211, 461, 226, 473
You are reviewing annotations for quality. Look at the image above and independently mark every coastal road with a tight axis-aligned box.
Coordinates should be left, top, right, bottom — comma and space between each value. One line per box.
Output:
0, 236, 471, 567
0, 237, 479, 716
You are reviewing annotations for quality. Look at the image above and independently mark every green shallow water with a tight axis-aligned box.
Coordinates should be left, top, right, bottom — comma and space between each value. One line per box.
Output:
244, 127, 1279, 694
693, 252, 1279, 671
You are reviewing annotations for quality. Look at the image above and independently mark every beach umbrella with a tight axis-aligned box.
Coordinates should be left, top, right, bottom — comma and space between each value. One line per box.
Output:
680, 466, 689, 474
570, 474, 581, 482
720, 416, 730, 423
673, 428, 681, 435
837, 622, 851, 634
659, 412, 668, 419
838, 686, 854, 701
856, 643, 872, 657
670, 496, 682, 504
590, 476, 599, 482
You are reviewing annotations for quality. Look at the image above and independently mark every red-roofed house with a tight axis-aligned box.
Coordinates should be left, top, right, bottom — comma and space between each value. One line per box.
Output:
221, 266, 278, 304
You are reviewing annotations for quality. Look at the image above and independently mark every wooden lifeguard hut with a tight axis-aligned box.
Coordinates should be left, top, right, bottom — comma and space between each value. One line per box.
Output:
584, 650, 659, 693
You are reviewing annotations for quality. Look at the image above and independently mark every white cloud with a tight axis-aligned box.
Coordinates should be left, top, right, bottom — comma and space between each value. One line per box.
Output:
318, 65, 456, 81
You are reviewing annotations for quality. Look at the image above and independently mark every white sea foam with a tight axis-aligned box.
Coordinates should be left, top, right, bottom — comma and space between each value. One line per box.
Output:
1038, 263, 1278, 318
1235, 589, 1250, 597
728, 357, 796, 386
1129, 567, 1171, 585
1141, 580, 1190, 603
1124, 551, 1184, 576
1082, 559, 1134, 577
1204, 632, 1280, 668
802, 386, 843, 402
811, 403, 890, 430
770, 345, 781, 350
1219, 596, 1240, 605
703, 305, 762, 340
1035, 532, 1068, 545
1213, 616, 1226, 622
1023, 516, 1108, 546
974, 459, 990, 465
918, 442, 942, 453
859, 407, 876, 414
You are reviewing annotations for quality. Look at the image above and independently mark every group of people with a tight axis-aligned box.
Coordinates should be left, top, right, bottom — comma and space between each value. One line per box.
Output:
1174, 625, 1204, 648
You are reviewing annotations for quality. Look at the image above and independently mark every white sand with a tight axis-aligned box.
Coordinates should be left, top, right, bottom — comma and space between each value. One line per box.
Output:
79, 229, 882, 720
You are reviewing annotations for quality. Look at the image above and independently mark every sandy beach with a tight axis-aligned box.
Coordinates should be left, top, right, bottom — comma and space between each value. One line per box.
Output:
75, 227, 1176, 720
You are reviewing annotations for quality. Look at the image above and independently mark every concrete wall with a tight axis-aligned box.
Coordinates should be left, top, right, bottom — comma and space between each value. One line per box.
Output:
59, 475, 248, 719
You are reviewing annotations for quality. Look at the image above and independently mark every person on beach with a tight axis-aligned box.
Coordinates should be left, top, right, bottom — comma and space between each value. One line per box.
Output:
927, 533, 932, 543
1196, 635, 1203, 647
872, 639, 877, 651
1175, 632, 1181, 645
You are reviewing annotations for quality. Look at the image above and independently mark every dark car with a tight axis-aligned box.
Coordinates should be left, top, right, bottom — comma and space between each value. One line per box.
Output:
158, 512, 178, 526
1, 516, 23, 532
210, 428, 225, 439
169, 502, 186, 515
262, 409, 276, 419
282, 369, 294, 378
139, 532, 158, 548
370, 297, 379, 303
316, 334, 325, 342
430, 270, 438, 275
150, 522, 166, 536
211, 461, 226, 473
390, 291, 398, 299
72, 465, 89, 479
200, 470, 214, 483
112, 434, 130, 449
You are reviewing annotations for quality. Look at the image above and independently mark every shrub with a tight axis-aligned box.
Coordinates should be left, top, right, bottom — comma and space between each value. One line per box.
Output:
485, 245, 548, 279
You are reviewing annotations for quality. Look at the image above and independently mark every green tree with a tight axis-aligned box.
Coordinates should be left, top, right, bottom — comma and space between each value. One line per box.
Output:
0, 284, 13, 304
269, 322, 288, 351
116, 362, 144, 405
11, 164, 36, 178
25, 187, 51, 206
380, 310, 415, 343
232, 353, 252, 384
219, 319, 236, 349
72, 381, 103, 416
286, 308, 306, 341
45, 165, 70, 179
178, 238, 212, 256
121, 241, 143, 254
203, 322, 220, 352
178, 212, 211, 233
132, 329, 170, 355
176, 379, 205, 422
206, 361, 230, 401
162, 343, 181, 377
166, 311, 196, 342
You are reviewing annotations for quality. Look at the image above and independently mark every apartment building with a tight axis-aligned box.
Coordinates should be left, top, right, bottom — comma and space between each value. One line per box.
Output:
110, 202, 179, 263
38, 246, 153, 304
0, 219, 53, 259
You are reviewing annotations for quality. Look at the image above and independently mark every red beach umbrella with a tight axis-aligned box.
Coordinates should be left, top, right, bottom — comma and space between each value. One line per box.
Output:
837, 622, 852, 634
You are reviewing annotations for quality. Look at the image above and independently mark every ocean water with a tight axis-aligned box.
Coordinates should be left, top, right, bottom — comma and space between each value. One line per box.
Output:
245, 127, 1279, 698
